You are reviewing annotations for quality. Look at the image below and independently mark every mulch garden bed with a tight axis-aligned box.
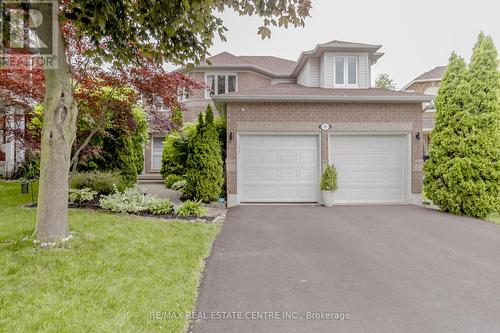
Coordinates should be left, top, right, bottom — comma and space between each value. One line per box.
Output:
24, 198, 222, 223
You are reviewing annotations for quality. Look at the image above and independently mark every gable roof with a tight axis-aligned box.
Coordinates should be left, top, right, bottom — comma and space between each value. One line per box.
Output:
317, 39, 382, 49
178, 40, 385, 78
412, 66, 447, 81
178, 52, 296, 77
212, 83, 433, 103
238, 56, 296, 76
291, 40, 384, 76
401, 66, 446, 91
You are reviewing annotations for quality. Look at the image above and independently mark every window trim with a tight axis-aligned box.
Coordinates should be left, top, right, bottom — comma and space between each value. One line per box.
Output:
177, 88, 190, 102
205, 72, 238, 99
333, 56, 358, 88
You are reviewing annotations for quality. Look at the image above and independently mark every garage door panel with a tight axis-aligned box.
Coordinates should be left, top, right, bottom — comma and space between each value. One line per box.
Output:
242, 168, 259, 182
242, 151, 259, 164
279, 186, 298, 199
261, 186, 279, 200
298, 185, 317, 199
279, 169, 298, 181
244, 136, 262, 147
349, 171, 366, 185
262, 152, 277, 164
277, 152, 298, 164
366, 153, 386, 165
300, 151, 316, 163
349, 152, 366, 165
262, 168, 278, 181
332, 152, 349, 166
299, 168, 316, 181
330, 134, 408, 204
240, 135, 319, 202
386, 152, 403, 164
241, 184, 259, 200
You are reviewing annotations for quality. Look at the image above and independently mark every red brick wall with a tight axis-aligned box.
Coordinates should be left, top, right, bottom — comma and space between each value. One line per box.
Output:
182, 71, 273, 122
225, 102, 424, 200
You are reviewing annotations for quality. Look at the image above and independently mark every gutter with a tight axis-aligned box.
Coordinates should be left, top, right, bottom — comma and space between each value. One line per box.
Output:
175, 65, 293, 79
212, 94, 433, 103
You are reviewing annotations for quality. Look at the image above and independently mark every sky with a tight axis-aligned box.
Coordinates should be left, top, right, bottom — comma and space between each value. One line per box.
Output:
171, 0, 500, 89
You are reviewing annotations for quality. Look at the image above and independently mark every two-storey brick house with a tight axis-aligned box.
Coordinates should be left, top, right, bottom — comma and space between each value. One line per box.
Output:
145, 40, 432, 207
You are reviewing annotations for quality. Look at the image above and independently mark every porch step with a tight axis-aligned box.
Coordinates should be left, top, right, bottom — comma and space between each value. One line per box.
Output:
138, 173, 164, 184
138, 179, 165, 184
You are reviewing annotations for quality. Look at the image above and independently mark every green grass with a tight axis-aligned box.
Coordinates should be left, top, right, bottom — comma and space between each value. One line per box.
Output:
487, 212, 500, 224
0, 181, 219, 333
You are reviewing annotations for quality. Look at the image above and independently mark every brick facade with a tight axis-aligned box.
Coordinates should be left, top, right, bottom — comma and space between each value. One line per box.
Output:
144, 71, 275, 174
405, 81, 440, 94
182, 71, 273, 121
225, 102, 424, 205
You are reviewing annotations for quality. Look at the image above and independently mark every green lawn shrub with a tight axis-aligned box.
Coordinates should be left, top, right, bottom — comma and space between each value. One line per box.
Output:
176, 200, 208, 217
70, 171, 125, 195
69, 188, 98, 203
165, 174, 183, 188
185, 105, 224, 202
99, 187, 174, 215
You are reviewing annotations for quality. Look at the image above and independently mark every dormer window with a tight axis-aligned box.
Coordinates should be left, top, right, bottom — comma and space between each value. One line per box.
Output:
334, 56, 358, 87
205, 73, 237, 98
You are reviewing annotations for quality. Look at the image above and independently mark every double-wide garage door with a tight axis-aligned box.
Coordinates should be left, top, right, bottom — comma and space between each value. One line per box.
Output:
238, 134, 409, 204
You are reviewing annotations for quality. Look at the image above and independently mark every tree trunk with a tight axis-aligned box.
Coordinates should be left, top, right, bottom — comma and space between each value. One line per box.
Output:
34, 3, 78, 242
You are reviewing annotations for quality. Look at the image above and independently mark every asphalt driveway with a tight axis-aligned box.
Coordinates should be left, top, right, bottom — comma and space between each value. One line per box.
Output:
189, 205, 500, 333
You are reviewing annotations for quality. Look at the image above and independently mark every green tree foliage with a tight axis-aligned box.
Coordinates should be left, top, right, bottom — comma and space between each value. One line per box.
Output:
160, 123, 197, 181
185, 105, 224, 202
424, 33, 500, 218
96, 107, 148, 186
170, 106, 184, 131
66, 1, 311, 65
374, 73, 397, 90
320, 164, 338, 191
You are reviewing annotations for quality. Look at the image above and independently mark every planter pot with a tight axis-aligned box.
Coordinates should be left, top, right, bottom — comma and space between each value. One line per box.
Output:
321, 191, 335, 207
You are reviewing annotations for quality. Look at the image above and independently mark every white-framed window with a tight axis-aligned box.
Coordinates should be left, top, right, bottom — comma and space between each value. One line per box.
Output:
334, 56, 358, 87
205, 73, 237, 98
177, 88, 189, 102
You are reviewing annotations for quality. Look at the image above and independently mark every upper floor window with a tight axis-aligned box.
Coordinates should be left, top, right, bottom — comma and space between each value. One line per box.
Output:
177, 88, 189, 102
205, 74, 237, 98
334, 56, 358, 87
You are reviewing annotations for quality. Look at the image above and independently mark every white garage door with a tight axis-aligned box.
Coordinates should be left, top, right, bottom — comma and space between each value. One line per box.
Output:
239, 135, 319, 202
329, 134, 409, 204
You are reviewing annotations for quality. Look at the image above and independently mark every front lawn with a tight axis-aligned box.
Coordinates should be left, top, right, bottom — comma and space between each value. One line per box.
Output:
0, 181, 219, 332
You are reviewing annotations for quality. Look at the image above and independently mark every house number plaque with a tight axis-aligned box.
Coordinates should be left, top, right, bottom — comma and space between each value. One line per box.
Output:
319, 123, 331, 131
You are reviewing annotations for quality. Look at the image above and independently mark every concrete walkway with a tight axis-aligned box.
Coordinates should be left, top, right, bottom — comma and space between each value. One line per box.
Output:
190, 205, 500, 333
137, 183, 182, 204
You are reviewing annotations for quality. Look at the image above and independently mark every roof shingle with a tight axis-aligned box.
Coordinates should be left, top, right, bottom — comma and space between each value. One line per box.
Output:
213, 84, 433, 103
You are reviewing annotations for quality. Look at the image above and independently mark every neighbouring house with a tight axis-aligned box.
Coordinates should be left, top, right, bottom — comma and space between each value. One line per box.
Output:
403, 61, 500, 157
401, 66, 446, 158
0, 98, 27, 178
153, 40, 433, 206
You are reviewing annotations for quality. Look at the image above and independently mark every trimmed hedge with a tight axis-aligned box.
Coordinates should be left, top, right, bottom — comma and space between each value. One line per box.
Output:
70, 171, 125, 195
